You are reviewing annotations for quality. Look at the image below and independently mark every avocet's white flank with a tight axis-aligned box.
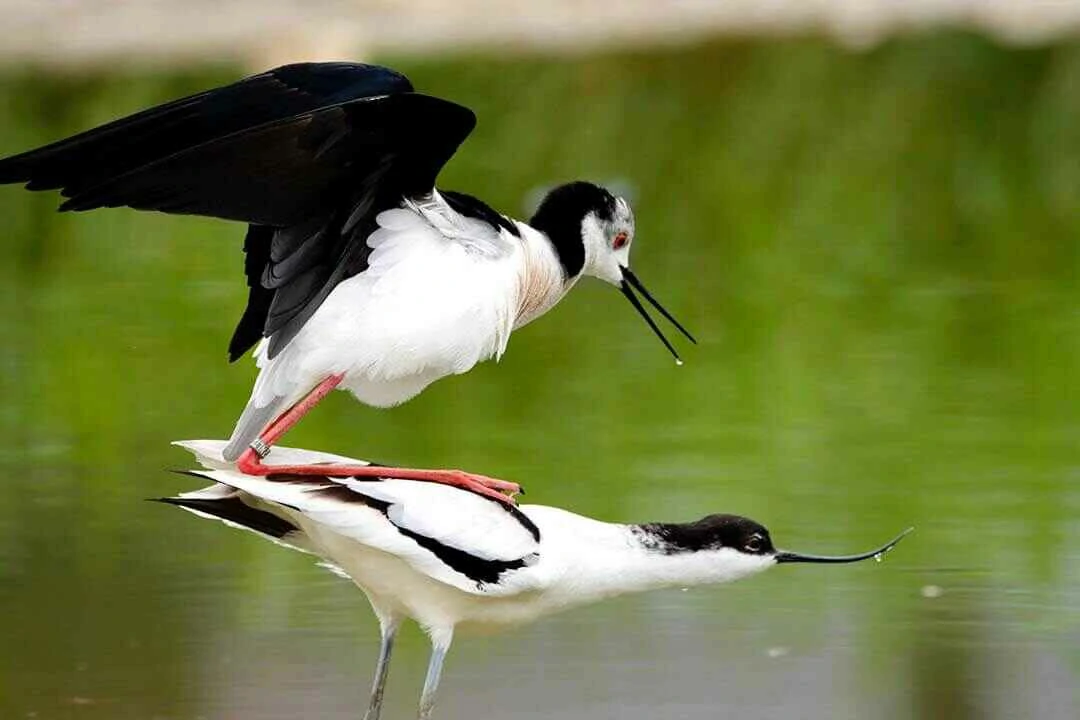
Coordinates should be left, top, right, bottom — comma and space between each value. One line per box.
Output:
162, 441, 911, 720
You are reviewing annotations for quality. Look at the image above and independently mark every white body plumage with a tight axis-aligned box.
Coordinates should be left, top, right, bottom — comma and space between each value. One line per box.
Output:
0, 61, 694, 476
225, 193, 573, 458
176, 441, 774, 635
165, 441, 906, 720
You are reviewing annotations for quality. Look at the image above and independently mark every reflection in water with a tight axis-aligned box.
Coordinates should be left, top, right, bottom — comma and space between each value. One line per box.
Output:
1, 33, 1078, 720
912, 581, 982, 720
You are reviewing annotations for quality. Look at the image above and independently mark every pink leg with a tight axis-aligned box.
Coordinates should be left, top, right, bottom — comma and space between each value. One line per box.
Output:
258, 373, 344, 448
235, 374, 521, 505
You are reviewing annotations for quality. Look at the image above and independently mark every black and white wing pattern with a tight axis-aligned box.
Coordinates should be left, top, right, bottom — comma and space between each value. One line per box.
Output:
0, 63, 477, 359
168, 441, 541, 596
155, 479, 318, 555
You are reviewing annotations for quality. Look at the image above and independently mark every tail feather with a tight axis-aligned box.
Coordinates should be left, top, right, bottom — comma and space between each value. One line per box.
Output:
154, 495, 300, 539
153, 474, 315, 555
174, 439, 373, 469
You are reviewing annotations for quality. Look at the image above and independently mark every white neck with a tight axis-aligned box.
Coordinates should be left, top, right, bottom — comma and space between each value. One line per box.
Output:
511, 223, 576, 329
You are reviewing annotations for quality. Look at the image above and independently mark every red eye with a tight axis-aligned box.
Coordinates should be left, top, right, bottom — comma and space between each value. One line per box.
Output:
613, 231, 629, 250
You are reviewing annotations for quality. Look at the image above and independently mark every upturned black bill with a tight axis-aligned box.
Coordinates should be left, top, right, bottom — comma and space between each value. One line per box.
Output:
775, 527, 913, 564
619, 267, 696, 364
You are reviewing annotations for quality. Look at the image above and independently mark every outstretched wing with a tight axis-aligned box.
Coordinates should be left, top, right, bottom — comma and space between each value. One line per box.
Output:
0, 62, 477, 358
0, 63, 473, 223
172, 440, 541, 596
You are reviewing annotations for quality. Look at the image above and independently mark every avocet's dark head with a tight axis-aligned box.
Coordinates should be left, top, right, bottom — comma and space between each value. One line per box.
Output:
635, 514, 911, 582
530, 181, 696, 362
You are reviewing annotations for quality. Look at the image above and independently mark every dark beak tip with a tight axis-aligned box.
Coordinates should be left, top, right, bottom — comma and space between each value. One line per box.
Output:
619, 268, 697, 355
776, 527, 914, 565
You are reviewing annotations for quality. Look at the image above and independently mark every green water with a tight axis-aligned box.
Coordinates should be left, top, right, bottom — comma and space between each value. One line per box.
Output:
0, 33, 1077, 719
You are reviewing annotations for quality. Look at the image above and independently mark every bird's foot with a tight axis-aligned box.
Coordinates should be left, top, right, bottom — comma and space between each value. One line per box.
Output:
418, 469, 523, 504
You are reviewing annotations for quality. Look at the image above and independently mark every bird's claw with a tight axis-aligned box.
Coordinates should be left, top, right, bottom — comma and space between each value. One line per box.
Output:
451, 471, 523, 506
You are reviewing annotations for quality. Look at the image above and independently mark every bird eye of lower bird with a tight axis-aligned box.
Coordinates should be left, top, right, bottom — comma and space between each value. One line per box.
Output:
745, 535, 763, 552
613, 231, 628, 249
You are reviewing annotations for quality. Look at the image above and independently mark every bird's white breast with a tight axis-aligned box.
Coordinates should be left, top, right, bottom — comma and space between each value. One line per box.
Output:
252, 203, 526, 408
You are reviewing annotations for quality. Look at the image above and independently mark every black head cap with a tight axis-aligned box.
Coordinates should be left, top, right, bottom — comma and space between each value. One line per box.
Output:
636, 514, 776, 556
529, 181, 618, 277
635, 515, 913, 565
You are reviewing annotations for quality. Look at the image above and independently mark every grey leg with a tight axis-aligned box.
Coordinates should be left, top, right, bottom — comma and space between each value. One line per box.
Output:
363, 620, 400, 720
417, 629, 454, 720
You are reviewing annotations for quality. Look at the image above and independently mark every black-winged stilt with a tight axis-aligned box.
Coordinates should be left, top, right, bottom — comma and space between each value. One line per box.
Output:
160, 441, 911, 720
0, 62, 694, 502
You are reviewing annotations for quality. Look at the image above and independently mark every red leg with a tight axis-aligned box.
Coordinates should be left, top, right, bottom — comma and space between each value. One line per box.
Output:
258, 373, 345, 448
235, 373, 521, 505
238, 459, 520, 504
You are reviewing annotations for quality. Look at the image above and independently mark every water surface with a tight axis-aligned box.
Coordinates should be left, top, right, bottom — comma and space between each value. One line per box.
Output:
0, 34, 1077, 719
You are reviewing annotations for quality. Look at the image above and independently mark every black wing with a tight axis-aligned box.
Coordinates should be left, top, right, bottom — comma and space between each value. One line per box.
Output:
0, 62, 477, 359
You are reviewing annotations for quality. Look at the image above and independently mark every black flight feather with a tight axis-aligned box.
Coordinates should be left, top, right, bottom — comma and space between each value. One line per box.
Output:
258, 472, 540, 585
0, 62, 480, 360
153, 495, 300, 539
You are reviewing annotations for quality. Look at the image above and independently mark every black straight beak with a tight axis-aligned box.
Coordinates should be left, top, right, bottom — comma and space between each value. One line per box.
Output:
619, 266, 696, 364
774, 527, 913, 564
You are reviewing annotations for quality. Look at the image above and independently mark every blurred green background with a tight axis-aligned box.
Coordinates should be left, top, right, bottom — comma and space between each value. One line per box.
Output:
0, 32, 1078, 719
